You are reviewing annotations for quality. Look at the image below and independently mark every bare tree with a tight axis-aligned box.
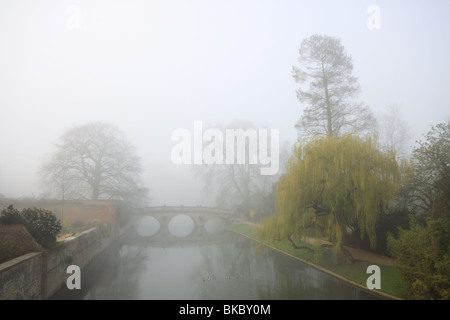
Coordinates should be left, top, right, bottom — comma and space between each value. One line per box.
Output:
378, 104, 413, 159
292, 34, 376, 138
40, 122, 148, 205
191, 121, 285, 213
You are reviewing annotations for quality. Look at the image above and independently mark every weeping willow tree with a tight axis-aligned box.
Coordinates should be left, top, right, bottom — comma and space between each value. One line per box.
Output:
257, 134, 400, 261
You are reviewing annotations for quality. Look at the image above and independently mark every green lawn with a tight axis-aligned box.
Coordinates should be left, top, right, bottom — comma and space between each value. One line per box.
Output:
228, 223, 407, 299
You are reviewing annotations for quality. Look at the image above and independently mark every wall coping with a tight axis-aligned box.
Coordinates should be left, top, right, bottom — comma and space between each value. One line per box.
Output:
0, 252, 42, 272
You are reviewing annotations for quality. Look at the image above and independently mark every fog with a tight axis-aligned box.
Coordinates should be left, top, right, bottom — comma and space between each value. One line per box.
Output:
1, 0, 449, 206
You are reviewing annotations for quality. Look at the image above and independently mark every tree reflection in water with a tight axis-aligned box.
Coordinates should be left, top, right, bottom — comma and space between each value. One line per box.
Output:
51, 231, 381, 300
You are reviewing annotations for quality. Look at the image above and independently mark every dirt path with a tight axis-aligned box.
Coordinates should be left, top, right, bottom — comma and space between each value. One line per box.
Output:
344, 246, 394, 266
302, 236, 394, 265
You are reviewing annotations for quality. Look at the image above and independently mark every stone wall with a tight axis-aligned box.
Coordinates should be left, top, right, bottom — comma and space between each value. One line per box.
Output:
0, 227, 112, 300
0, 200, 128, 300
0, 252, 43, 299
43, 227, 112, 298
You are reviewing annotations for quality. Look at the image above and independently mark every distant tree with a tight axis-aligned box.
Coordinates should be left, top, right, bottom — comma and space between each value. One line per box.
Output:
250, 184, 277, 221
40, 122, 148, 205
292, 34, 376, 138
257, 134, 400, 261
378, 105, 413, 159
191, 121, 286, 214
400, 121, 450, 219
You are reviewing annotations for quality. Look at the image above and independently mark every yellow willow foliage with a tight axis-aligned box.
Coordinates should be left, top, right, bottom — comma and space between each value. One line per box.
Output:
259, 134, 400, 250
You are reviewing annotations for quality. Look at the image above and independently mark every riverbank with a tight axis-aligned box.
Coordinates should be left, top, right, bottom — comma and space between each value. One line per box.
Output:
229, 223, 406, 300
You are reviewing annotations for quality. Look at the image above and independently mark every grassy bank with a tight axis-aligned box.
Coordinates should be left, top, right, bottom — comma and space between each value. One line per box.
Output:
229, 223, 406, 299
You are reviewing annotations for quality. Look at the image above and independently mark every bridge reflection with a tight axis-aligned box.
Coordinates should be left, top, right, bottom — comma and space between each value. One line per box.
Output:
128, 226, 233, 248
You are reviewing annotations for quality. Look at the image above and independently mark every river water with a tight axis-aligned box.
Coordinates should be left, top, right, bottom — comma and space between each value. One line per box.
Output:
51, 216, 381, 300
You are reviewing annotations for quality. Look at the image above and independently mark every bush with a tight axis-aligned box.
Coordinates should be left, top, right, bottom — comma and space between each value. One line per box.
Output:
0, 205, 62, 248
0, 205, 24, 225
21, 207, 62, 248
0, 237, 21, 264
61, 219, 72, 231
388, 216, 450, 299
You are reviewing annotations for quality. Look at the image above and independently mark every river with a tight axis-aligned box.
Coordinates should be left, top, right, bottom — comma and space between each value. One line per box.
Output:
50, 216, 382, 300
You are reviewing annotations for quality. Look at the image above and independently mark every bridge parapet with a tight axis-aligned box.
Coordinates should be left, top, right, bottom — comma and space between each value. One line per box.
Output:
139, 206, 233, 216
136, 206, 233, 228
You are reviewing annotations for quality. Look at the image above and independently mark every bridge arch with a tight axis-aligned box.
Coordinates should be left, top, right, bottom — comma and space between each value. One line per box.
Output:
134, 206, 233, 240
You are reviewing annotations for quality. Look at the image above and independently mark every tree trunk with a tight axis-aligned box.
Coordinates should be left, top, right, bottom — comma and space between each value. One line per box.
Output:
322, 62, 333, 136
288, 234, 314, 253
91, 187, 99, 200
321, 243, 356, 264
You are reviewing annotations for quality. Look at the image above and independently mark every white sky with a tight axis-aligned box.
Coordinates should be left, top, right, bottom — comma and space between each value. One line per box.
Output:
1, 0, 449, 205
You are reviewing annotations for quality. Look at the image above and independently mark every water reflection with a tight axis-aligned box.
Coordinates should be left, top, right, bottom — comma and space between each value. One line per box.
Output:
191, 237, 267, 299
51, 231, 381, 300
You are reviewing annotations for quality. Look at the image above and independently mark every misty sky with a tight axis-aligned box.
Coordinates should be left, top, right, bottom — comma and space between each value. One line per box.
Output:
0, 0, 449, 206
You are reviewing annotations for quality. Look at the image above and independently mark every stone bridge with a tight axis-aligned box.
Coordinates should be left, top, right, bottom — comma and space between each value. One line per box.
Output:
136, 206, 233, 227
130, 206, 235, 245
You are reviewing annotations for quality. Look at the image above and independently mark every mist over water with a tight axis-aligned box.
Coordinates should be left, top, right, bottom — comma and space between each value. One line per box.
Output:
51, 230, 381, 300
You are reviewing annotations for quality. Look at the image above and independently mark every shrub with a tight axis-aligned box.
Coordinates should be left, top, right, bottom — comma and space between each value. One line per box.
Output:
388, 216, 450, 299
0, 205, 62, 248
61, 219, 72, 231
21, 208, 62, 248
0, 237, 21, 264
0, 205, 24, 225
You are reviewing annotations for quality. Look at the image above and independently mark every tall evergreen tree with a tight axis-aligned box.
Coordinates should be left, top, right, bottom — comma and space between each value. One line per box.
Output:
292, 34, 376, 138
